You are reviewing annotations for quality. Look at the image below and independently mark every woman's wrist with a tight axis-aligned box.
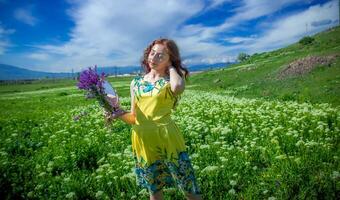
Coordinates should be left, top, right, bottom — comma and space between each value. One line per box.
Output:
110, 108, 127, 119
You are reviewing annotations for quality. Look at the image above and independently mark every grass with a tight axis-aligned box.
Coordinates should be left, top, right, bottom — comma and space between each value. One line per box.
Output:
0, 26, 339, 199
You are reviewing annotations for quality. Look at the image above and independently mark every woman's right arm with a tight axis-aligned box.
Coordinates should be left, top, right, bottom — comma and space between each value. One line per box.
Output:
117, 80, 136, 125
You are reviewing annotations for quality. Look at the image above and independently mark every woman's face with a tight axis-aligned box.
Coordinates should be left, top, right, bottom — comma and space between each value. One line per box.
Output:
148, 44, 170, 71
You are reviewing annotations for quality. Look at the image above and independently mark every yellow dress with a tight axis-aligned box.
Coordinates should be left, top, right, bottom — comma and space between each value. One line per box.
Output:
130, 75, 200, 195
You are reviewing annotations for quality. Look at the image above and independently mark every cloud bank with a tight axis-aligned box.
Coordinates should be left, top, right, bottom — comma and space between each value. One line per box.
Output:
0, 0, 338, 72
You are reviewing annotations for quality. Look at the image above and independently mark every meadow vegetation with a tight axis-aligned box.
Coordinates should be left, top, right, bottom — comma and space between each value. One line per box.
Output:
0, 26, 339, 199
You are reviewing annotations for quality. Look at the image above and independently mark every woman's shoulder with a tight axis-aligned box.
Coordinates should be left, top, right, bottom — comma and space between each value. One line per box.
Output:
131, 75, 144, 84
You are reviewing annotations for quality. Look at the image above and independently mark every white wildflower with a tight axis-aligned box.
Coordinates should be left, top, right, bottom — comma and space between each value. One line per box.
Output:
228, 188, 236, 195
331, 171, 339, 180
200, 144, 210, 150
95, 191, 104, 198
201, 166, 219, 173
66, 192, 75, 199
230, 180, 237, 186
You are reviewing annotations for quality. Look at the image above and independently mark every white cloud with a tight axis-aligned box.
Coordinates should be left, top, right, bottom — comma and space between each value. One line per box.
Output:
14, 7, 38, 26
32, 0, 204, 71
6, 0, 339, 72
232, 0, 308, 21
241, 0, 339, 53
0, 41, 9, 55
311, 19, 333, 27
224, 36, 256, 44
180, 0, 339, 62
0, 23, 15, 55
172, 0, 310, 64
204, 0, 232, 11
180, 0, 308, 42
27, 53, 50, 61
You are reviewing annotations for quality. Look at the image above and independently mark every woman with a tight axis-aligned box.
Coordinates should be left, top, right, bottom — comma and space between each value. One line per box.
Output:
105, 38, 202, 200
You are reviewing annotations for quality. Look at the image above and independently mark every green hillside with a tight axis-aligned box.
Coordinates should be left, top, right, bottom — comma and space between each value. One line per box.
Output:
188, 26, 340, 107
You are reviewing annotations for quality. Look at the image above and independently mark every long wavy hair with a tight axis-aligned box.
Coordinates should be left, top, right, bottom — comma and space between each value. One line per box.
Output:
141, 38, 189, 81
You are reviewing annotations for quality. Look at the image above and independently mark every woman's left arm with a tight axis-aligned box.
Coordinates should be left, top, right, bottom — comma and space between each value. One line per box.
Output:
168, 66, 185, 96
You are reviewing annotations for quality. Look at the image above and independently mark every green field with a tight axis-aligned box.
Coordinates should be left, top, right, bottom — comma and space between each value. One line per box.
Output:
0, 27, 339, 199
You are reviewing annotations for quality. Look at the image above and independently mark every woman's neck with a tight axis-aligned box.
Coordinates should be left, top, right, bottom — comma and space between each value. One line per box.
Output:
147, 69, 168, 79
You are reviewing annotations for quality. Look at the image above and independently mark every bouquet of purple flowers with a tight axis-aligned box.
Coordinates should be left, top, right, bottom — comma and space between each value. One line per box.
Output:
77, 66, 126, 121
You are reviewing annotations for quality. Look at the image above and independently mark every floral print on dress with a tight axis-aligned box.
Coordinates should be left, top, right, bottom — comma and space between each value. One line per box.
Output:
132, 75, 181, 110
133, 151, 201, 195
132, 76, 169, 98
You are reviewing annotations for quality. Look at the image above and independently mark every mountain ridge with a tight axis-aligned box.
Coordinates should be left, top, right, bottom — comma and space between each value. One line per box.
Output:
0, 62, 234, 80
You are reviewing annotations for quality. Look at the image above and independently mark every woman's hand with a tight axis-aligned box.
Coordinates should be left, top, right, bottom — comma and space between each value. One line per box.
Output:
105, 94, 120, 109
166, 66, 175, 75
103, 106, 127, 124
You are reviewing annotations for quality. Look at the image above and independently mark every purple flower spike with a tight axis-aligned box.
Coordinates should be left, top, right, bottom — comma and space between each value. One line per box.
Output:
76, 65, 119, 114
77, 66, 102, 90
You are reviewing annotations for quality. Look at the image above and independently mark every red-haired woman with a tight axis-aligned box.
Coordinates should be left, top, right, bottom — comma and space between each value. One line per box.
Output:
106, 39, 202, 200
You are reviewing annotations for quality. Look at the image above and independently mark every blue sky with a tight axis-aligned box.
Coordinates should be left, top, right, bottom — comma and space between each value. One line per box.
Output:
0, 0, 338, 72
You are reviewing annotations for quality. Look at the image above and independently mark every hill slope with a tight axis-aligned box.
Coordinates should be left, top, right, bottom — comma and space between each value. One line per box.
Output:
0, 64, 73, 80
188, 26, 340, 107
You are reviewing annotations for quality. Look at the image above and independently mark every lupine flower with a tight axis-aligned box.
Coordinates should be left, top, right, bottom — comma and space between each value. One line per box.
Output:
76, 66, 124, 120
77, 66, 104, 90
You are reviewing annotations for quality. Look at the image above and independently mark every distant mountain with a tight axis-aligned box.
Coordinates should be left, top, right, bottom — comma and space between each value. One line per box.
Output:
96, 66, 142, 76
0, 64, 73, 80
98, 63, 234, 76
0, 62, 234, 80
187, 62, 234, 72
